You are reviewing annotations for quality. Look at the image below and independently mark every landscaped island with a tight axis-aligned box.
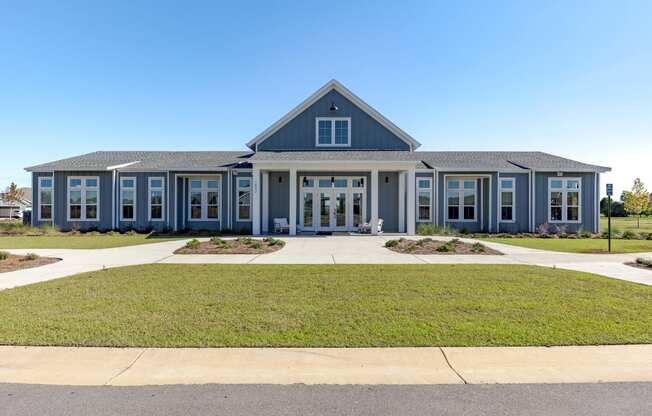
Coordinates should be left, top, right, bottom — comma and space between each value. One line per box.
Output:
0, 264, 650, 348
0, 251, 59, 273
385, 238, 500, 255
174, 237, 285, 254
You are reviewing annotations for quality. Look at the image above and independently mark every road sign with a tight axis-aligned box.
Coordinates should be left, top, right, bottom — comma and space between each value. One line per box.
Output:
606, 183, 613, 196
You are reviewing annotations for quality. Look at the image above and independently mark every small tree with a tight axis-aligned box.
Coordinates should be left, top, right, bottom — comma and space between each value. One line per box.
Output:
3, 183, 25, 220
623, 178, 650, 228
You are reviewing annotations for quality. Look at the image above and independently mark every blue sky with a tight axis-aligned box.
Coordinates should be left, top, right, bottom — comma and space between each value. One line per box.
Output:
1, 0, 650, 196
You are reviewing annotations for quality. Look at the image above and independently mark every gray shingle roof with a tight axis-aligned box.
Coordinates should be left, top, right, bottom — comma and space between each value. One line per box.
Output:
25, 150, 609, 173
25, 151, 253, 171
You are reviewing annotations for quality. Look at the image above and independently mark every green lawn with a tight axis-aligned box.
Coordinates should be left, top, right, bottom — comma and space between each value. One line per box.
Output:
482, 238, 652, 254
0, 264, 650, 347
600, 215, 652, 234
0, 235, 187, 249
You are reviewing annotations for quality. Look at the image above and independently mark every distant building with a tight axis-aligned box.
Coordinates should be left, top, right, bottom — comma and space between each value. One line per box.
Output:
0, 187, 32, 219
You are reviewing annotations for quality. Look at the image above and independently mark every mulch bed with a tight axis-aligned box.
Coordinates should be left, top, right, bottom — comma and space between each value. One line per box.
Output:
385, 238, 502, 255
174, 238, 285, 255
0, 255, 60, 273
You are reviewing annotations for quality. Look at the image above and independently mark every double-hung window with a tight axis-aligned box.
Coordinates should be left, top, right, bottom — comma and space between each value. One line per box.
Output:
315, 117, 351, 147
500, 178, 515, 222
38, 177, 53, 221
446, 179, 476, 221
68, 177, 99, 221
148, 177, 165, 221
189, 178, 219, 221
237, 178, 251, 221
549, 178, 581, 222
416, 178, 432, 222
120, 177, 136, 221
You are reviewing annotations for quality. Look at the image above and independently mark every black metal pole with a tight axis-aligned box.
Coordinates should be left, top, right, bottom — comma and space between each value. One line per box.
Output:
608, 195, 612, 253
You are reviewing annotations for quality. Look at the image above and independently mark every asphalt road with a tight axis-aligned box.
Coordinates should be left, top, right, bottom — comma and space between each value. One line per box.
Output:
1, 383, 651, 416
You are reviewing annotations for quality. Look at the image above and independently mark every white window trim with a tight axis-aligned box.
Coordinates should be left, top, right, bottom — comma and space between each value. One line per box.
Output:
148, 177, 165, 222
315, 117, 352, 147
416, 177, 432, 222
236, 177, 252, 222
188, 176, 221, 222
299, 176, 367, 230
445, 178, 477, 223
548, 177, 582, 224
119, 177, 136, 222
38, 176, 53, 222
499, 178, 516, 223
67, 176, 100, 222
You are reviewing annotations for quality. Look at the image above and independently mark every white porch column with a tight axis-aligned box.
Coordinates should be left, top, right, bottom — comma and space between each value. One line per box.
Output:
252, 168, 261, 235
398, 171, 406, 233
262, 171, 269, 233
289, 168, 297, 235
371, 168, 379, 235
406, 167, 416, 235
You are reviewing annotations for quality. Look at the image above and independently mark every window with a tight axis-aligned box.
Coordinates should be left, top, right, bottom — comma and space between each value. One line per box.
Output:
148, 177, 164, 221
68, 176, 99, 221
315, 117, 351, 147
500, 178, 515, 222
120, 177, 136, 221
549, 177, 581, 223
188, 178, 220, 221
446, 179, 476, 221
38, 177, 53, 221
236, 177, 251, 221
416, 178, 432, 222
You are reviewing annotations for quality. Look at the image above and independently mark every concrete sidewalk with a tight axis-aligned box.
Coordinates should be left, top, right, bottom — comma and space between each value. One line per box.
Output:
2, 236, 652, 289
1, 345, 651, 386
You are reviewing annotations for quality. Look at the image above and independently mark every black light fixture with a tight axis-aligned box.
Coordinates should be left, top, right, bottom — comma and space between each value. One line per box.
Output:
303, 177, 308, 186
331, 176, 335, 184
360, 178, 364, 186
329, 101, 338, 111
278, 176, 283, 183
385, 176, 389, 184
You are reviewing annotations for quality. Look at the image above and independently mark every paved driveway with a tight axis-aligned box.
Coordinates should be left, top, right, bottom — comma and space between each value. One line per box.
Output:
1, 236, 651, 289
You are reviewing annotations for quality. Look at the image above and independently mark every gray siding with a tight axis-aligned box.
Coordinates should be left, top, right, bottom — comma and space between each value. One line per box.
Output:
171, 171, 228, 232
231, 172, 253, 233
378, 172, 399, 232
116, 172, 170, 231
496, 173, 530, 233
258, 90, 410, 151
535, 172, 598, 233
267, 171, 289, 229
437, 171, 498, 233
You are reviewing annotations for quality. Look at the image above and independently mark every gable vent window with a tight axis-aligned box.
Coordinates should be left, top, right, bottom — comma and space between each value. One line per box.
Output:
315, 117, 351, 147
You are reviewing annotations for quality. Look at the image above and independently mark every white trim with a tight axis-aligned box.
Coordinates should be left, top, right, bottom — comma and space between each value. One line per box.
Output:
434, 170, 439, 226
148, 176, 165, 222
547, 177, 582, 224
398, 172, 405, 232
236, 176, 253, 223
370, 169, 379, 235
289, 168, 297, 235
532, 170, 536, 232
406, 168, 416, 234
66, 176, 100, 222
119, 176, 137, 222
174, 174, 178, 231
315, 117, 352, 147
167, 171, 171, 229
37, 176, 54, 222
246, 79, 421, 150
444, 176, 478, 223
416, 177, 432, 222
262, 171, 269, 232
499, 177, 516, 224
594, 172, 599, 232
187, 176, 221, 222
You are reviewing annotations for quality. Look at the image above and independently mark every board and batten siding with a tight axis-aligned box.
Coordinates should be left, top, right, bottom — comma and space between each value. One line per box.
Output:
534, 172, 598, 233
116, 172, 170, 231
437, 171, 498, 233
496, 172, 530, 233
257, 90, 410, 151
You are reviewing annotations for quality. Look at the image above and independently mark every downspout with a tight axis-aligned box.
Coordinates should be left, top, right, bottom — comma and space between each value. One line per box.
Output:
496, 172, 500, 233
228, 169, 232, 230
532, 169, 536, 233
167, 171, 171, 230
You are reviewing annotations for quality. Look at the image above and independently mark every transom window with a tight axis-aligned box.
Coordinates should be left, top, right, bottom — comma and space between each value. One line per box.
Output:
237, 177, 251, 221
446, 179, 476, 222
549, 177, 581, 223
500, 178, 515, 222
68, 176, 99, 221
38, 177, 53, 221
120, 177, 136, 221
315, 117, 351, 147
417, 178, 432, 222
189, 178, 220, 221
148, 177, 165, 221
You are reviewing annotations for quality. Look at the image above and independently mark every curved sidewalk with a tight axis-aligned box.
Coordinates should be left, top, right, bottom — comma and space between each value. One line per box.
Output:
1, 236, 651, 290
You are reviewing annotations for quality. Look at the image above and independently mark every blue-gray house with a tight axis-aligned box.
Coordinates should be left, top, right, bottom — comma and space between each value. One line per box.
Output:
26, 80, 610, 235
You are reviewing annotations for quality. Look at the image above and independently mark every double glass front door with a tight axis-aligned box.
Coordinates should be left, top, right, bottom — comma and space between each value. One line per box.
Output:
300, 177, 365, 232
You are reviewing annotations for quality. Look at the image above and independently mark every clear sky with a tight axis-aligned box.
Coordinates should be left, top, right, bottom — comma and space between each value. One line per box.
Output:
1, 0, 650, 197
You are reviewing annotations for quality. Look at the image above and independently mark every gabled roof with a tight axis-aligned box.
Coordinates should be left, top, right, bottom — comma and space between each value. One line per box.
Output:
25, 151, 253, 172
246, 79, 421, 151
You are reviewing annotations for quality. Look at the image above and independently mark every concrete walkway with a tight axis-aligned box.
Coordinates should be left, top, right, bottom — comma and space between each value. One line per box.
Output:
1, 345, 651, 386
1, 236, 652, 289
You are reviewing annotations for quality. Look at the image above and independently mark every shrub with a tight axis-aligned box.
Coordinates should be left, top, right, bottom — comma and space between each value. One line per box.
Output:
126, 230, 137, 236
185, 239, 200, 249
449, 238, 460, 246
250, 241, 262, 250
384, 240, 399, 248
237, 237, 253, 245
554, 225, 567, 235
211, 236, 226, 246
636, 258, 652, 267
471, 242, 485, 253
436, 243, 451, 252
537, 223, 551, 236
576, 226, 592, 239
24, 253, 39, 261
622, 230, 637, 240
559, 233, 568, 239
263, 236, 282, 246
0, 251, 9, 261
459, 227, 469, 235
416, 224, 456, 236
